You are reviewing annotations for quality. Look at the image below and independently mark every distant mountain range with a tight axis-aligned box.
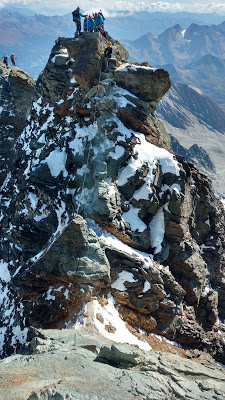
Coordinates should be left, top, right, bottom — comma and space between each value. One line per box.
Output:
0, 10, 225, 78
122, 22, 225, 106
157, 81, 225, 134
92, 11, 225, 40
122, 23, 225, 66
7, 8, 225, 38
169, 136, 215, 173
157, 82, 225, 195
218, 20, 225, 31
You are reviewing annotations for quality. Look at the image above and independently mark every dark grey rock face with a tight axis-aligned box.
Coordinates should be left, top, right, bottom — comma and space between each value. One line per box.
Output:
37, 33, 129, 102
0, 32, 225, 370
16, 216, 110, 329
0, 60, 36, 187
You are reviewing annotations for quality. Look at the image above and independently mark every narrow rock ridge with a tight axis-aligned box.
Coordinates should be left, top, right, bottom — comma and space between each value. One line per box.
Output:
0, 32, 224, 369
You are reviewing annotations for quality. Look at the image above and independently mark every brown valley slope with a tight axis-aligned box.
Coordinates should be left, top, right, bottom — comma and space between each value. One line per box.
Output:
157, 81, 225, 196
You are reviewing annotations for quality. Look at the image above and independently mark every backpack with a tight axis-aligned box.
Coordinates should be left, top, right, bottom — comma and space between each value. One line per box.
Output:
104, 47, 112, 58
72, 9, 79, 21
99, 11, 105, 20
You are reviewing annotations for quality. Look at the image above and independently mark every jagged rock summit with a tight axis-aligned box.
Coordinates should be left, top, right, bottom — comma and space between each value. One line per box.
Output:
0, 32, 225, 398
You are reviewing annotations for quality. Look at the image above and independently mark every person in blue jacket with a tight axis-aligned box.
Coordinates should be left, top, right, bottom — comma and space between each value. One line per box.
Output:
97, 12, 104, 31
83, 16, 88, 31
99, 10, 105, 30
72, 6, 87, 36
88, 15, 94, 32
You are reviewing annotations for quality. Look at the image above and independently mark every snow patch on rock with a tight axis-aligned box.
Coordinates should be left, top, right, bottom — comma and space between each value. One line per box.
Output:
111, 270, 138, 291
74, 295, 151, 351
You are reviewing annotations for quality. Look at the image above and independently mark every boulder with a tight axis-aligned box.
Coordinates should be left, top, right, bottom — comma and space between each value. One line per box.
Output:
114, 63, 171, 105
8, 68, 36, 115
54, 54, 69, 66
0, 64, 36, 187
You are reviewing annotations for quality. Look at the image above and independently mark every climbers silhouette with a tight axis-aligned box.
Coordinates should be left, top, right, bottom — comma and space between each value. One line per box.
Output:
71, 8, 112, 73
2, 56, 8, 67
83, 16, 88, 32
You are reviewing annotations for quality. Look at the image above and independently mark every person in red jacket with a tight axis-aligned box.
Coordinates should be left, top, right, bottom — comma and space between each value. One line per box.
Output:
10, 54, 16, 66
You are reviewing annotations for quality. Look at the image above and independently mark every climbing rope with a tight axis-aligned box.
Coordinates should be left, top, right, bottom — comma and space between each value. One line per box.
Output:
75, 55, 104, 216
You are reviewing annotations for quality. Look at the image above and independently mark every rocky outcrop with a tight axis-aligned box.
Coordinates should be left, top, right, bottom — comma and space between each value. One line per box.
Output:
17, 216, 110, 328
0, 32, 225, 370
114, 63, 171, 105
0, 60, 35, 186
0, 328, 225, 400
37, 33, 128, 101
170, 136, 215, 173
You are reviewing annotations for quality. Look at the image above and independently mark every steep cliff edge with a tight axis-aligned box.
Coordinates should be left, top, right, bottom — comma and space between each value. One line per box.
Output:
0, 60, 36, 186
0, 31, 225, 379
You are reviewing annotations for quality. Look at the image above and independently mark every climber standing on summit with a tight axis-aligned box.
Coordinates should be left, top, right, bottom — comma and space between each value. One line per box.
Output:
83, 16, 88, 31
10, 54, 16, 66
88, 15, 94, 32
2, 56, 8, 67
72, 6, 87, 37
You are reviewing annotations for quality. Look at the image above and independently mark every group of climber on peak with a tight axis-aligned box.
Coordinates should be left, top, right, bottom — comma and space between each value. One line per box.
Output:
72, 7, 106, 37
72, 7, 112, 73
1, 54, 16, 68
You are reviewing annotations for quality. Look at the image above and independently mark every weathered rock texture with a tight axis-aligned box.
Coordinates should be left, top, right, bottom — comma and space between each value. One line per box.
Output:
0, 31, 225, 373
0, 328, 225, 400
0, 60, 35, 186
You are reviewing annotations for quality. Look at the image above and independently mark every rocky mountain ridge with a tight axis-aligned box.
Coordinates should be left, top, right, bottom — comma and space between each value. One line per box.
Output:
169, 136, 215, 174
0, 31, 225, 398
162, 55, 225, 105
122, 23, 225, 67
